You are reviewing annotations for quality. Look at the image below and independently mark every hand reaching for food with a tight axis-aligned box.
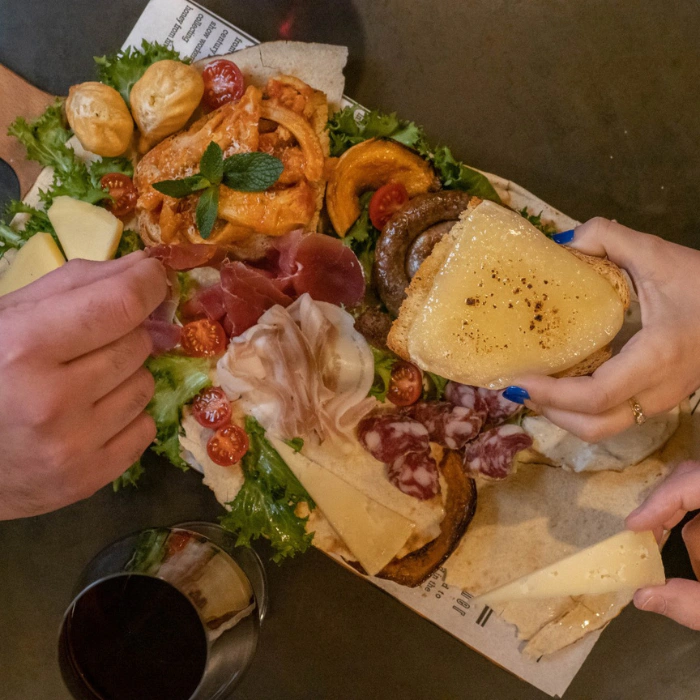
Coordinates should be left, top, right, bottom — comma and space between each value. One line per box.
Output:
0, 252, 167, 519
510, 217, 700, 442
626, 460, 700, 629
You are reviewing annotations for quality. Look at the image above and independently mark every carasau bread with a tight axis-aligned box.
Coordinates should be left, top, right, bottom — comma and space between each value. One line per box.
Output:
388, 202, 630, 385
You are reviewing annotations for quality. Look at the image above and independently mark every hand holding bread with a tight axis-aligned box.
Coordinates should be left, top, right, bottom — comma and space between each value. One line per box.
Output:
511, 218, 700, 441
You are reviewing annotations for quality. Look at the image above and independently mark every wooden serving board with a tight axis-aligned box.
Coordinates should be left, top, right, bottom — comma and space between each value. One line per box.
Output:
0, 64, 56, 198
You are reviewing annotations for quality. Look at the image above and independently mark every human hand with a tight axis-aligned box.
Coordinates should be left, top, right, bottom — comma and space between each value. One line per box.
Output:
0, 252, 167, 519
626, 460, 700, 629
507, 217, 700, 442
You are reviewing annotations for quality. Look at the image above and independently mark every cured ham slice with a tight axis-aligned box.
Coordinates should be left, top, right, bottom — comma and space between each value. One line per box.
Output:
290, 233, 365, 308
220, 261, 293, 336
463, 424, 533, 480
145, 318, 181, 355
217, 294, 375, 442
147, 243, 219, 270
181, 284, 228, 323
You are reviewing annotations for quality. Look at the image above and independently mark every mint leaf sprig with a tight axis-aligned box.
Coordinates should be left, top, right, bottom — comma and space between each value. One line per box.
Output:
152, 142, 283, 239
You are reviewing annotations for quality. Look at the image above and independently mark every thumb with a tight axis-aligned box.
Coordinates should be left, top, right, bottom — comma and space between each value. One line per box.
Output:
634, 579, 700, 630
564, 217, 656, 277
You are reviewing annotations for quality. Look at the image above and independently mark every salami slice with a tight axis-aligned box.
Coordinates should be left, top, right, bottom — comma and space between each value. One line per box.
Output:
387, 450, 440, 500
463, 424, 533, 480
357, 413, 431, 464
476, 387, 523, 425
404, 402, 483, 450
444, 382, 488, 421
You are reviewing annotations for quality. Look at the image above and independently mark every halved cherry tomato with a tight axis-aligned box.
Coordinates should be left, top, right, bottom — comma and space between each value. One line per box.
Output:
180, 319, 227, 357
369, 182, 409, 230
207, 425, 249, 466
201, 59, 245, 111
192, 387, 232, 430
387, 361, 423, 407
166, 531, 193, 556
100, 173, 138, 217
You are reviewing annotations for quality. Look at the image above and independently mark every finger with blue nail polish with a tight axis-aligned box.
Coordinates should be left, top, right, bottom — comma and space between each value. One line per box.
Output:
552, 229, 575, 245
502, 386, 530, 404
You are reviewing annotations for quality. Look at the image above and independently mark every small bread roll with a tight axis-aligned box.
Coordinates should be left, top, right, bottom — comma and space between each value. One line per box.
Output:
66, 82, 133, 157
130, 60, 204, 153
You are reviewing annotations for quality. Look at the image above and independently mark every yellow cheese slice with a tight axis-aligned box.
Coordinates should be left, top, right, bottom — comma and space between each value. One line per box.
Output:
475, 530, 665, 605
0, 233, 65, 296
271, 438, 415, 576
48, 196, 123, 262
406, 200, 625, 388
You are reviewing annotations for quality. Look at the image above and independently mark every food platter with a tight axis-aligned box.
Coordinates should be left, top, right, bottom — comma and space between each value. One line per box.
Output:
1, 1, 700, 700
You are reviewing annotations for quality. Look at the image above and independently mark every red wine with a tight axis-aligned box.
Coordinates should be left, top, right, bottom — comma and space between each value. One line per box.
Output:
59, 574, 207, 700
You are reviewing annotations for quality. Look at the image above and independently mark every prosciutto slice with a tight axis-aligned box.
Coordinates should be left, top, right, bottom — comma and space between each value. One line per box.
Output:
147, 243, 219, 270
181, 284, 228, 323
463, 424, 533, 480
216, 294, 375, 442
220, 261, 293, 336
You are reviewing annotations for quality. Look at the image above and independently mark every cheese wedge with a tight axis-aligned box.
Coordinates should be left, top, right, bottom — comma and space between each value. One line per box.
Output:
0, 233, 65, 296
475, 530, 665, 605
48, 196, 123, 261
398, 201, 625, 388
271, 438, 416, 576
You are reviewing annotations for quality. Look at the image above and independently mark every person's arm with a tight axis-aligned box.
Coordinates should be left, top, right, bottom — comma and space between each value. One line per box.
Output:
0, 251, 167, 519
508, 217, 700, 442
626, 460, 700, 629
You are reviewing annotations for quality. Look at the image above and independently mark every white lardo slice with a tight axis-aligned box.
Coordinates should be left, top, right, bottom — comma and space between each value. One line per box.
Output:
271, 438, 415, 576
406, 201, 625, 389
521, 408, 680, 472
475, 530, 665, 606
47, 196, 123, 261
0, 233, 65, 296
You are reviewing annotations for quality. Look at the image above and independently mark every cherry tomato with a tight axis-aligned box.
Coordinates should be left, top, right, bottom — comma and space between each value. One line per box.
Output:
387, 361, 423, 407
100, 173, 138, 217
201, 59, 245, 111
369, 182, 409, 230
180, 319, 227, 357
207, 425, 249, 466
191, 387, 232, 430
166, 531, 193, 556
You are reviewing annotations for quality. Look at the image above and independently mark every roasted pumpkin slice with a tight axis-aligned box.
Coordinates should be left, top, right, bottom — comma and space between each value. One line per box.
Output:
376, 450, 477, 587
326, 138, 440, 236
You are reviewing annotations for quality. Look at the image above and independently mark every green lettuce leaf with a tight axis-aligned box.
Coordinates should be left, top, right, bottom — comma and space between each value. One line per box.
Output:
115, 229, 145, 258
369, 345, 397, 402
519, 207, 557, 237
342, 191, 378, 281
88, 156, 134, 186
95, 40, 188, 104
112, 459, 145, 492
220, 416, 315, 563
0, 201, 58, 259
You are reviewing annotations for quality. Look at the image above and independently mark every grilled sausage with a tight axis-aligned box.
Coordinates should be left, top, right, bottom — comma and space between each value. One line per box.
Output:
374, 191, 474, 316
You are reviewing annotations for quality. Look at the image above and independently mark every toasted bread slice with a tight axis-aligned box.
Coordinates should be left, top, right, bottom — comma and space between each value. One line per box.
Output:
388, 201, 630, 386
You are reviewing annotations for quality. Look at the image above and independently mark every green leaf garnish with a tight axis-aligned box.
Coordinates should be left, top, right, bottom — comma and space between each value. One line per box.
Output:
284, 437, 305, 453
196, 186, 219, 240
152, 175, 210, 198
151, 142, 283, 238
342, 191, 378, 282
222, 152, 285, 192
199, 141, 224, 184
518, 207, 558, 237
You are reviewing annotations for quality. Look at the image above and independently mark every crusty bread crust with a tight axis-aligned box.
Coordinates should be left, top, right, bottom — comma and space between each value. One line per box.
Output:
387, 207, 631, 381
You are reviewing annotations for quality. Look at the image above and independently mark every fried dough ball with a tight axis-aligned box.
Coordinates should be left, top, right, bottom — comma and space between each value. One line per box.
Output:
129, 60, 204, 153
65, 82, 133, 157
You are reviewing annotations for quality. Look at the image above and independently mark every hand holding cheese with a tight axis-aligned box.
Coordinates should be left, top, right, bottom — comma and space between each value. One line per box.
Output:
0, 253, 167, 519
627, 460, 700, 630
512, 218, 700, 442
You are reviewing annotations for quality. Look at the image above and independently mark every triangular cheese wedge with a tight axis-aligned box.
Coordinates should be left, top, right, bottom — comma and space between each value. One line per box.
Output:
403, 201, 625, 388
474, 530, 665, 605
271, 438, 415, 576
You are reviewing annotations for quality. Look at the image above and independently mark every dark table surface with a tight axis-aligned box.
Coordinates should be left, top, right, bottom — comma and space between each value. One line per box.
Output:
2, 1, 700, 699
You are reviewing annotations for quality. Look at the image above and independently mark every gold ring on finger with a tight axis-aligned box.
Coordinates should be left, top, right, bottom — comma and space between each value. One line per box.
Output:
629, 397, 646, 425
